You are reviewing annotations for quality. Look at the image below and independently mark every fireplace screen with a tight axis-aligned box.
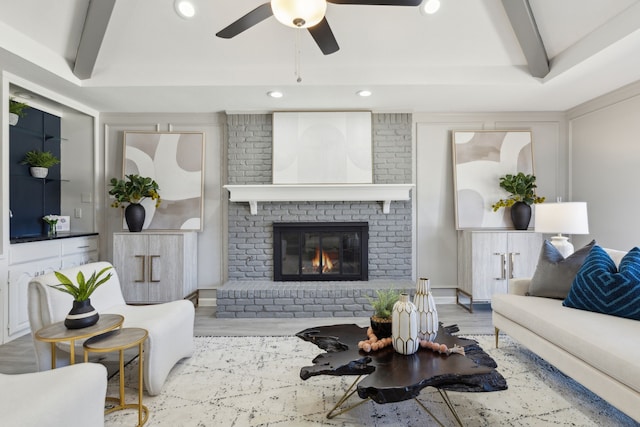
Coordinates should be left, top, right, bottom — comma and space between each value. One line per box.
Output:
273, 222, 368, 281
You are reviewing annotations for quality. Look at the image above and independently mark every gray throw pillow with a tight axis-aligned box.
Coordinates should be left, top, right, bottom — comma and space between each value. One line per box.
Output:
527, 239, 596, 299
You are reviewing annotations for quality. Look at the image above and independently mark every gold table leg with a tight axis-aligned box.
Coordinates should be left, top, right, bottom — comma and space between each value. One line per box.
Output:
326, 375, 371, 419
415, 389, 464, 427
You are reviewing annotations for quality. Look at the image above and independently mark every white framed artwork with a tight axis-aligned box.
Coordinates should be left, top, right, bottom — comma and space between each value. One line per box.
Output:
452, 130, 534, 229
123, 131, 205, 231
272, 111, 373, 184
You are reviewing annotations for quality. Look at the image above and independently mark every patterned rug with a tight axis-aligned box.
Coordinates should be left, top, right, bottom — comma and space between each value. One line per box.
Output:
104, 333, 638, 426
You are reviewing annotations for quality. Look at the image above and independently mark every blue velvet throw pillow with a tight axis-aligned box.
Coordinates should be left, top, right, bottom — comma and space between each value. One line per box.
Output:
563, 245, 640, 320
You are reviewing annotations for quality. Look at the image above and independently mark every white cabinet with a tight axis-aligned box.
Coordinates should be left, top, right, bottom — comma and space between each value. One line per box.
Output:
113, 232, 198, 304
5, 235, 99, 342
457, 231, 542, 310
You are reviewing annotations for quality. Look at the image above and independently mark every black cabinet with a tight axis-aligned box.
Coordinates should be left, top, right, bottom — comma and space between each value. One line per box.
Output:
9, 107, 61, 238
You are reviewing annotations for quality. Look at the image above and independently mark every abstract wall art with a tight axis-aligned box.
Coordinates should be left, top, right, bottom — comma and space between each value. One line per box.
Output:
272, 111, 373, 184
452, 130, 534, 229
123, 131, 205, 231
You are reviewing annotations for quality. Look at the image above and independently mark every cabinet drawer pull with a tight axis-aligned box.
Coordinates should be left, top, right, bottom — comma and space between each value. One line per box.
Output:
509, 252, 520, 279
76, 245, 90, 249
149, 255, 160, 282
135, 255, 145, 282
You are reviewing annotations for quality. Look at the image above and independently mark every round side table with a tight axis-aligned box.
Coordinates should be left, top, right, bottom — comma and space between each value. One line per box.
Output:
35, 313, 124, 368
84, 327, 149, 427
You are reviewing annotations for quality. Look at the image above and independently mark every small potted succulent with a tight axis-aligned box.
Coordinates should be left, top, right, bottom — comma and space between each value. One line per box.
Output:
9, 98, 28, 126
492, 172, 545, 230
20, 150, 60, 178
48, 266, 113, 329
367, 289, 400, 339
109, 174, 161, 232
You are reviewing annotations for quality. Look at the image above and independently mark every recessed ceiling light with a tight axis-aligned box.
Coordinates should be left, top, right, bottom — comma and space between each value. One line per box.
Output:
175, 0, 196, 19
356, 90, 372, 97
267, 91, 284, 98
420, 0, 441, 15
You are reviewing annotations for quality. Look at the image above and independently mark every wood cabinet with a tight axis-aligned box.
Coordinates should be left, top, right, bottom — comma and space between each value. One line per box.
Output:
456, 231, 542, 310
113, 232, 197, 304
5, 235, 99, 342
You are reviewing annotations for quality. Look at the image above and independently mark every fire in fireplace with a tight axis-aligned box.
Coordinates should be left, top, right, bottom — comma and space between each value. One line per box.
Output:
273, 222, 368, 281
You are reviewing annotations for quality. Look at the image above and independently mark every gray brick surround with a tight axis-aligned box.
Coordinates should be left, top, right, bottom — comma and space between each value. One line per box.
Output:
220, 112, 413, 317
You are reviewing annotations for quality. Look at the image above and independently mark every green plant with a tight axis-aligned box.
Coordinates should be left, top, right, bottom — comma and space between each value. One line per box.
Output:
367, 289, 400, 320
9, 98, 28, 117
492, 172, 545, 211
48, 266, 113, 302
109, 174, 161, 207
20, 150, 60, 168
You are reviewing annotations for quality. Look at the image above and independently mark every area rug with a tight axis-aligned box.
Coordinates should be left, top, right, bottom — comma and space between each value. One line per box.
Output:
104, 333, 638, 426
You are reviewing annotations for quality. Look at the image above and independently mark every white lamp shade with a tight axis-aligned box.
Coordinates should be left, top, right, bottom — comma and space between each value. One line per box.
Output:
271, 0, 327, 28
534, 202, 589, 234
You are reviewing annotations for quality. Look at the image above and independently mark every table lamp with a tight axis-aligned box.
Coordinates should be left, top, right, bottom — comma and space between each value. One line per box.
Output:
534, 202, 589, 257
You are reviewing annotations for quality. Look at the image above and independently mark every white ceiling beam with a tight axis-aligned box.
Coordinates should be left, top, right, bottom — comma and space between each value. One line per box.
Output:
501, 0, 549, 78
73, 0, 116, 80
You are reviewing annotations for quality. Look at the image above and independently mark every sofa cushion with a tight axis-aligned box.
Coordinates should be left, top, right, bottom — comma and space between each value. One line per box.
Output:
493, 293, 640, 395
528, 239, 595, 299
563, 245, 640, 321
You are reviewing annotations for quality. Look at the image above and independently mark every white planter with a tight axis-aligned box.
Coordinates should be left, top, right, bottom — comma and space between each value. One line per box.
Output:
391, 293, 419, 355
30, 167, 48, 178
9, 113, 19, 126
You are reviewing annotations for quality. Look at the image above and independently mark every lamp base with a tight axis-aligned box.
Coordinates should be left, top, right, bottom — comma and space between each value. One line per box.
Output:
549, 235, 574, 258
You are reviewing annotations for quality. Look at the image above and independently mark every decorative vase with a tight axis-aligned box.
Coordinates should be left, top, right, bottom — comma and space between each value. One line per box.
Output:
47, 223, 57, 238
125, 203, 145, 232
414, 277, 438, 342
370, 316, 392, 339
30, 166, 48, 178
64, 299, 99, 329
9, 113, 19, 126
510, 201, 532, 230
391, 293, 419, 355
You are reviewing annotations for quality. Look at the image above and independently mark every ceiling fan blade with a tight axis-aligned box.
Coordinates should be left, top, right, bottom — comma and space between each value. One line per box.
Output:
327, 0, 422, 5
308, 18, 340, 55
216, 3, 273, 39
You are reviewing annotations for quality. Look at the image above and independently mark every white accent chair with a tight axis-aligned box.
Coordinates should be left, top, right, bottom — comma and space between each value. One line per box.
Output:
0, 363, 107, 427
28, 261, 195, 396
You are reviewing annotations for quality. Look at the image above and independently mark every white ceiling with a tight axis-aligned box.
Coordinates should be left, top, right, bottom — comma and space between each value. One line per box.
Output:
1, 0, 640, 113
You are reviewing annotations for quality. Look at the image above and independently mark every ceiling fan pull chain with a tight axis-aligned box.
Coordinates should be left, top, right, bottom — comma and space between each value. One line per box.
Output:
295, 28, 302, 83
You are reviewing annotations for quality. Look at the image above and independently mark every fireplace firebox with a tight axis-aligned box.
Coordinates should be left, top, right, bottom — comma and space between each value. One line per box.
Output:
273, 222, 368, 281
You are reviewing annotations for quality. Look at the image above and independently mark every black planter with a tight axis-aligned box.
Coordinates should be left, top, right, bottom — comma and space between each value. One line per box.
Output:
510, 201, 532, 230
125, 203, 145, 232
370, 316, 392, 339
65, 299, 99, 329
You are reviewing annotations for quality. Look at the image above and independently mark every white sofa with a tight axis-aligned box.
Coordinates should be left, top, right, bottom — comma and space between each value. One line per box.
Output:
492, 248, 640, 422
0, 363, 107, 427
28, 261, 195, 396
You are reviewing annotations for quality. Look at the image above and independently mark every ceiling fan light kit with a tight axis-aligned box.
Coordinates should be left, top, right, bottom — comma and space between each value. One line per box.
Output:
272, 0, 327, 28
216, 0, 423, 55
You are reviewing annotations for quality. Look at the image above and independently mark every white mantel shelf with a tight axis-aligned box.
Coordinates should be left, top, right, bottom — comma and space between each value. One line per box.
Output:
224, 184, 415, 215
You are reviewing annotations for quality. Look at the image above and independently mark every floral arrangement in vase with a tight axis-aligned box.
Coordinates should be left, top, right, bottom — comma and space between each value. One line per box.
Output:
491, 172, 545, 230
43, 214, 60, 237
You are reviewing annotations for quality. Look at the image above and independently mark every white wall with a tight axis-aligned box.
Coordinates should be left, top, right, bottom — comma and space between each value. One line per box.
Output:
101, 113, 225, 290
413, 113, 567, 295
568, 82, 640, 250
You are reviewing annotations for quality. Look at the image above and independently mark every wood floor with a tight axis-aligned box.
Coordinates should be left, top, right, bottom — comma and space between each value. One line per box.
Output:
0, 303, 493, 375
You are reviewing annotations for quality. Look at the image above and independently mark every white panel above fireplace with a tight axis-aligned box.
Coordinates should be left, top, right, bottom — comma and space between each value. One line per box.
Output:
272, 111, 372, 184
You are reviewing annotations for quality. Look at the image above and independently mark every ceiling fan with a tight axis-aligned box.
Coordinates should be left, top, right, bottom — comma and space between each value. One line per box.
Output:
216, 0, 422, 55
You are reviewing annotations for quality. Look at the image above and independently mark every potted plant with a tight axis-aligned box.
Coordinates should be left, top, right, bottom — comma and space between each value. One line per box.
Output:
492, 172, 545, 230
109, 174, 161, 232
48, 266, 113, 329
367, 288, 400, 338
9, 97, 28, 126
20, 150, 60, 178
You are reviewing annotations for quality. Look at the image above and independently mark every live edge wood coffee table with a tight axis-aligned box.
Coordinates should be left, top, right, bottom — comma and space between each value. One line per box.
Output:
297, 324, 507, 427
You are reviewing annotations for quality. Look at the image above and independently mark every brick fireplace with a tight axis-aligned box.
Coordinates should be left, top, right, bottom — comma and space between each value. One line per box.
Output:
216, 113, 414, 318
